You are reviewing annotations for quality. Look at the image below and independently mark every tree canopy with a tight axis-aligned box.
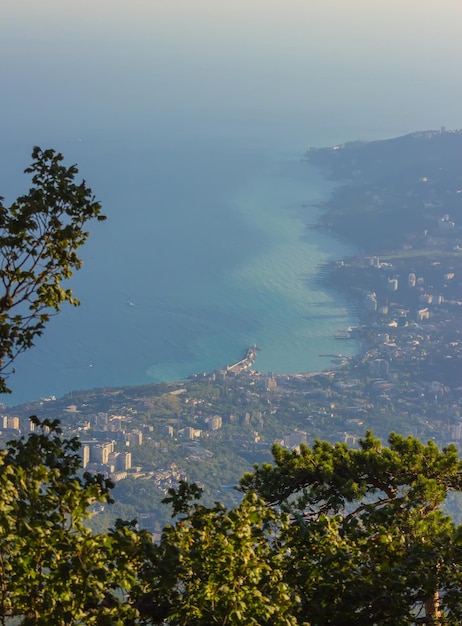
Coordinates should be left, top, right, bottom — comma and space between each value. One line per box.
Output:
239, 432, 462, 625
0, 147, 105, 393
0, 418, 151, 625
137, 483, 298, 625
2, 425, 461, 625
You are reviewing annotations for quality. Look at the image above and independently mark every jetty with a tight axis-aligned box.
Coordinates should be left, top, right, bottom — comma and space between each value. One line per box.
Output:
188, 346, 261, 381
226, 346, 261, 375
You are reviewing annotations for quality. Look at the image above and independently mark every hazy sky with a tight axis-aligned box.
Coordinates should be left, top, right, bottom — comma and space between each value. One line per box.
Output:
3, 0, 462, 147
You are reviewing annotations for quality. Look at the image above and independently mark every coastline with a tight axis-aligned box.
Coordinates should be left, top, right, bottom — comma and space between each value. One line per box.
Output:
9, 128, 462, 408
5, 146, 358, 407
7, 128, 462, 501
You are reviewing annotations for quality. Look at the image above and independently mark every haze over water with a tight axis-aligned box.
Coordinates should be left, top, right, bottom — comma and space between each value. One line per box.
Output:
2, 1, 462, 405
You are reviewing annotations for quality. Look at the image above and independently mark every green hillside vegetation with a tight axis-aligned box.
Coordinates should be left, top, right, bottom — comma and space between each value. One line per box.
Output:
307, 129, 462, 251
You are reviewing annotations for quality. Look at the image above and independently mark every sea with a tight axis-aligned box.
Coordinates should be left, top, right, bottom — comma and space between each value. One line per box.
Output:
2, 0, 462, 405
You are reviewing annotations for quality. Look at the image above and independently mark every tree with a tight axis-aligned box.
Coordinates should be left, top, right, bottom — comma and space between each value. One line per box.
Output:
2, 424, 462, 624
0, 417, 152, 625
0, 147, 105, 393
0, 152, 157, 624
133, 482, 299, 625
126, 433, 462, 625
240, 432, 462, 625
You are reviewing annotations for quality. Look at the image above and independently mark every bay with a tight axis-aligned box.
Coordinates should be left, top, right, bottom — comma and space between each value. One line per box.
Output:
2, 0, 462, 405
4, 134, 358, 404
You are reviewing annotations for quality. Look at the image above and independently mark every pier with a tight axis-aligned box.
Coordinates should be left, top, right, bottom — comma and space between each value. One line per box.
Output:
188, 346, 262, 381
226, 346, 261, 375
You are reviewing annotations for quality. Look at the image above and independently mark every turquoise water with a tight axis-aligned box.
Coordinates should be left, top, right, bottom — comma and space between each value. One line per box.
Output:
2, 1, 462, 404
4, 137, 358, 404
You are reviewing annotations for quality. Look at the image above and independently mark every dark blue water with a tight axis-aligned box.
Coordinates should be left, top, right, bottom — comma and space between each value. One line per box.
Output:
1, 1, 462, 404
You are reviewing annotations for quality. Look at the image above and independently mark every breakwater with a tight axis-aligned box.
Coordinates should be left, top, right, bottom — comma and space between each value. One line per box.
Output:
226, 346, 261, 375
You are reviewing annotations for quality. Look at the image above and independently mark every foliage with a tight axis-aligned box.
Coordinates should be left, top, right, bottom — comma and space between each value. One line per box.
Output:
2, 423, 462, 624
0, 147, 105, 392
240, 431, 462, 625
0, 418, 148, 625
133, 483, 299, 625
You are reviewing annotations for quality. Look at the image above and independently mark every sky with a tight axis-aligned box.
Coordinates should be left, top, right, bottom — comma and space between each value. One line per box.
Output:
3, 0, 462, 149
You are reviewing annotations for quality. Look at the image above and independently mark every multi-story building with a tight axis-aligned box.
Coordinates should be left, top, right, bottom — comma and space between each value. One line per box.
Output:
207, 415, 222, 431
126, 430, 143, 446
80, 444, 90, 469
370, 359, 389, 378
91, 441, 115, 464
283, 430, 307, 449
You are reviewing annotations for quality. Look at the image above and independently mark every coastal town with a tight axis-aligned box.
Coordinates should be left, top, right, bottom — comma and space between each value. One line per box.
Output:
2, 128, 462, 529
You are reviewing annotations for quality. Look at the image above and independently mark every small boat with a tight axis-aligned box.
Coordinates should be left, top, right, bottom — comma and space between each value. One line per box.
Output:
334, 327, 353, 339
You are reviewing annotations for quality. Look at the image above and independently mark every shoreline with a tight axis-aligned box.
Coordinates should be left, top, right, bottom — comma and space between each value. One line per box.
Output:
3, 142, 373, 409
9, 128, 461, 409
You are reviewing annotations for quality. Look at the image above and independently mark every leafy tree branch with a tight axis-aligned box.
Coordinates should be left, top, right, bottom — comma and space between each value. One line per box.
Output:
0, 147, 105, 393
